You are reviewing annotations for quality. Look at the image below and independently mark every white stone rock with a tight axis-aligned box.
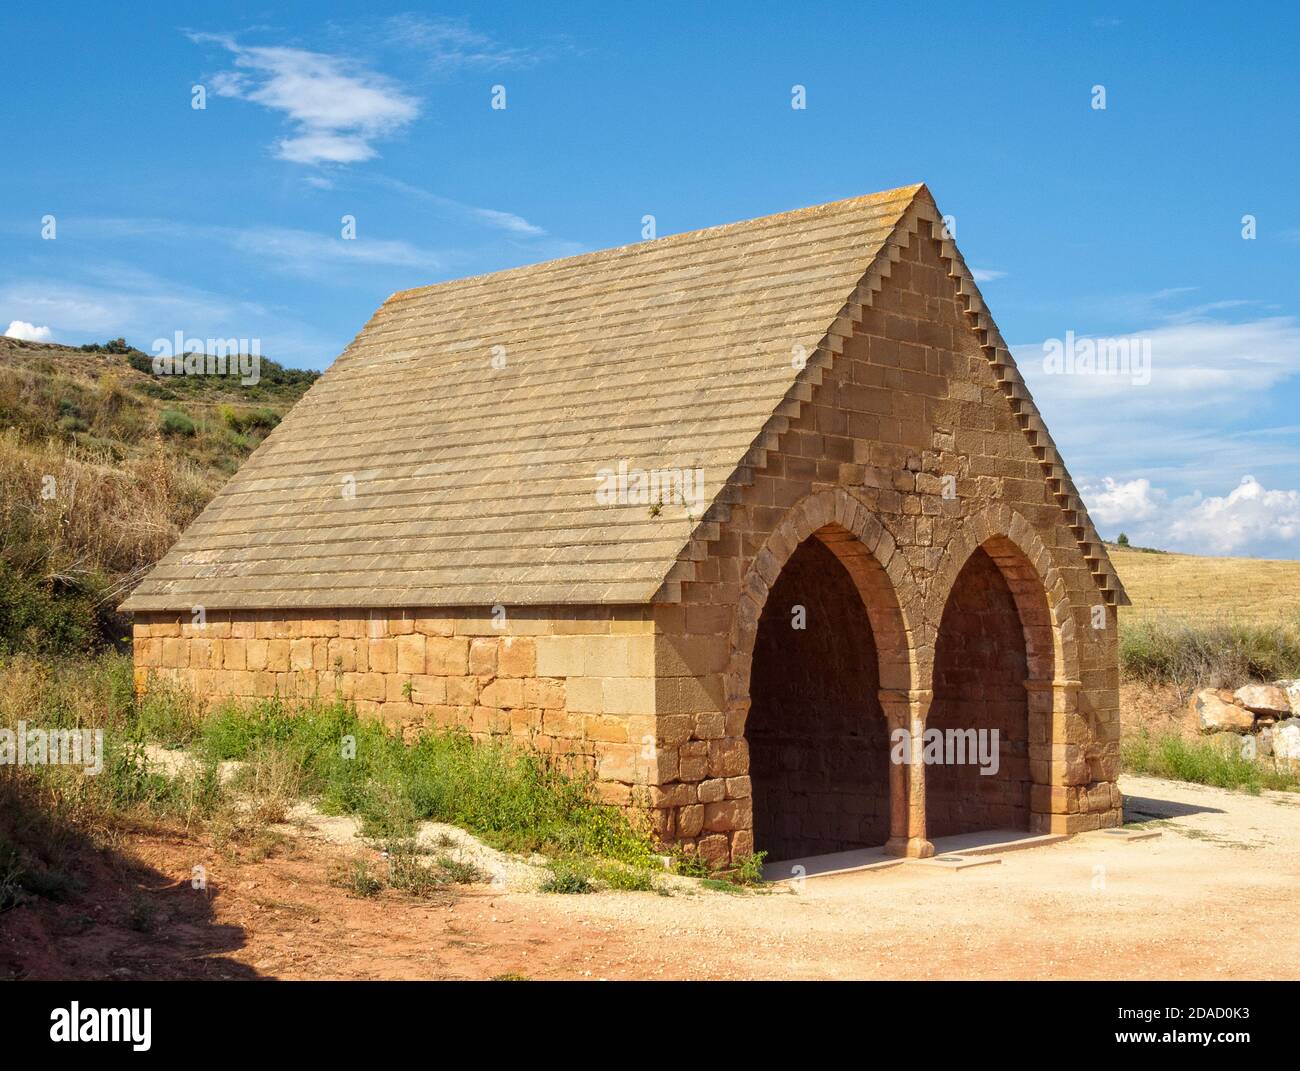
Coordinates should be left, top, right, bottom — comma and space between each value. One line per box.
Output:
1275, 680, 1300, 717
1190, 689, 1255, 734
1272, 719, 1300, 763
1235, 684, 1291, 716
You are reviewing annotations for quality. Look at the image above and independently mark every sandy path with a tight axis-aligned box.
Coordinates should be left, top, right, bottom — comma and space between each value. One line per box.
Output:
514, 774, 1300, 980
5, 774, 1298, 980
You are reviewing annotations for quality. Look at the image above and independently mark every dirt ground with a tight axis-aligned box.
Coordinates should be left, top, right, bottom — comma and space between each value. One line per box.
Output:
3, 771, 1298, 981
1120, 680, 1194, 740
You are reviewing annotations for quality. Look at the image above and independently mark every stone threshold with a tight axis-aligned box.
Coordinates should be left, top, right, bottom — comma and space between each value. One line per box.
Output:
761, 829, 1068, 882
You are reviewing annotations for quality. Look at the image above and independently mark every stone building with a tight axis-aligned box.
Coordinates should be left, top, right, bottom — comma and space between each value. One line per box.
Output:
124, 183, 1127, 865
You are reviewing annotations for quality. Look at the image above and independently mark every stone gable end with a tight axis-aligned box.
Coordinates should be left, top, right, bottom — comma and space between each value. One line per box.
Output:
650, 216, 1120, 864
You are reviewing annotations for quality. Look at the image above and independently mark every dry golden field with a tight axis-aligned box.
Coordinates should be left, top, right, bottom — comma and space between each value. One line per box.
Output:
1109, 545, 1300, 624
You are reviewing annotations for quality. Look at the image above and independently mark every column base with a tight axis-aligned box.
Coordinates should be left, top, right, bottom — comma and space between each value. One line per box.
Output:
884, 836, 934, 859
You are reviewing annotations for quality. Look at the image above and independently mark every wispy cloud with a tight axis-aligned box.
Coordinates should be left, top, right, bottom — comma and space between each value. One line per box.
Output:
1017, 316, 1300, 407
191, 33, 419, 165
471, 206, 547, 237
371, 176, 546, 237
971, 268, 1006, 283
0, 264, 336, 368
75, 217, 448, 278
379, 14, 546, 71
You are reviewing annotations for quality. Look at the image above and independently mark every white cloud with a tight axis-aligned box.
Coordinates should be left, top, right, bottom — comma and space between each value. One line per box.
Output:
1167, 476, 1300, 555
194, 35, 419, 166
971, 268, 1006, 283
1083, 474, 1300, 557
4, 320, 53, 342
1080, 477, 1161, 526
1016, 312, 1300, 511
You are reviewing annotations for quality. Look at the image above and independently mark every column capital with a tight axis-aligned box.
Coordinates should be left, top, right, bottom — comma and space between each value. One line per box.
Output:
876, 687, 933, 705
877, 688, 931, 727
1024, 678, 1081, 693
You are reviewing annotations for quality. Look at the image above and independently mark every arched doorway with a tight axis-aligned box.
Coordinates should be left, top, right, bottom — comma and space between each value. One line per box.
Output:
746, 530, 893, 861
926, 539, 1045, 837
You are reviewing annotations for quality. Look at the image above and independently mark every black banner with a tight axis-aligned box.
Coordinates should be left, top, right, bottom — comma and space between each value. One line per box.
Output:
2, 980, 1291, 1056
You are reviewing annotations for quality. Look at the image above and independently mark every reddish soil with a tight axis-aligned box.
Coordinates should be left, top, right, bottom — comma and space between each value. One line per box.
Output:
4, 772, 1298, 981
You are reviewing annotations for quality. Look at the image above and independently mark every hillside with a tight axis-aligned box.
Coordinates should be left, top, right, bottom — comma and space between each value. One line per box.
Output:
0, 336, 319, 652
1109, 545, 1300, 624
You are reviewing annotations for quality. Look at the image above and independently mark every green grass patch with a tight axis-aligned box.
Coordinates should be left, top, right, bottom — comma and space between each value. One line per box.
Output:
669, 846, 767, 887
194, 697, 661, 871
0, 654, 717, 899
1122, 730, 1300, 793
539, 860, 596, 894
381, 838, 485, 897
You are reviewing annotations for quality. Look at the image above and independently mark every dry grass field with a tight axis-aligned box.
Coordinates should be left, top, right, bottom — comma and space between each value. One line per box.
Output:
1110, 543, 1300, 745
1109, 545, 1300, 624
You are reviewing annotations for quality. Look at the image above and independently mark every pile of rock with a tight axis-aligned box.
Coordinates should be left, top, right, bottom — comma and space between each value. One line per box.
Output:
1190, 680, 1300, 761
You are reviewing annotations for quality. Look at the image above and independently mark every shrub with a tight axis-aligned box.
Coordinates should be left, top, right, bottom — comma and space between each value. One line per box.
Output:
127, 353, 154, 376
383, 839, 484, 896
1120, 614, 1300, 690
0, 561, 99, 656
540, 860, 595, 894
220, 406, 280, 435
158, 410, 195, 437
334, 857, 383, 898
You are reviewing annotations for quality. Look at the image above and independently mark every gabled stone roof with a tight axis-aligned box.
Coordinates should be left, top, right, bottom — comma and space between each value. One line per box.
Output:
122, 183, 1128, 611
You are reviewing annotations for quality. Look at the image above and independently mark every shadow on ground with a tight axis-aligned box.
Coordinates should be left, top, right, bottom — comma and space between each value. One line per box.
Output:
1124, 794, 1224, 821
0, 772, 261, 981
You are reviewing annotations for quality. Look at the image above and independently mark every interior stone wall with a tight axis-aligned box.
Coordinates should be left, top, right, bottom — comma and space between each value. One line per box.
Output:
747, 537, 890, 860
926, 547, 1032, 837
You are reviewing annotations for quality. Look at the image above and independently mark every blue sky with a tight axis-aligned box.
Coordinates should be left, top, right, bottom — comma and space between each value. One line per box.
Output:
2, 2, 1298, 557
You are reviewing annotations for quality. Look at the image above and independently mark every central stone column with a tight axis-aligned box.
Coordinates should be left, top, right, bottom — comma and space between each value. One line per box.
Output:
1026, 677, 1089, 833
879, 688, 935, 858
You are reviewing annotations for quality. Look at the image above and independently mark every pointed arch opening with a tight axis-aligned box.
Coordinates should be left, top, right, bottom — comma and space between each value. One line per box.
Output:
925, 535, 1056, 837
745, 522, 910, 861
